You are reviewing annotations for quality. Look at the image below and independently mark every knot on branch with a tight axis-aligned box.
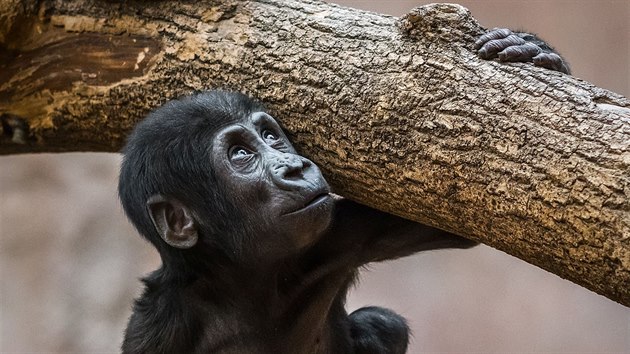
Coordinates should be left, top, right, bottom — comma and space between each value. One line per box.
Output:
1, 113, 29, 144
399, 3, 482, 43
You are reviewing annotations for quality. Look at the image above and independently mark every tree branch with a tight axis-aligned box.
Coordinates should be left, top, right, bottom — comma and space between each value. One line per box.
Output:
1, 0, 629, 306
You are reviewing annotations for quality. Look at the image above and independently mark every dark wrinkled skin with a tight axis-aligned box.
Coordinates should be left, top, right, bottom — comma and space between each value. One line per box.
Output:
118, 28, 569, 354
476, 28, 571, 74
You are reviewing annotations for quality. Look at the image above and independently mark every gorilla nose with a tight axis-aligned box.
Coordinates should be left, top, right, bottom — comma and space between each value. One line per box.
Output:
271, 154, 311, 188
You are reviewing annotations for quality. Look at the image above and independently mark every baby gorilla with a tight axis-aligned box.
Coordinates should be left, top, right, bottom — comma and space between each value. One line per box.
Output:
119, 28, 568, 354
119, 90, 476, 354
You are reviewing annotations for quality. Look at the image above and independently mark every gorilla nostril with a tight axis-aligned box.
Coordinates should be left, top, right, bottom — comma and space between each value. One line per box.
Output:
283, 160, 304, 179
284, 168, 303, 180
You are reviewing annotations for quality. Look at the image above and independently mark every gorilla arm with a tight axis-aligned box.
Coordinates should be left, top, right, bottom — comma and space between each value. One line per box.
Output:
324, 198, 478, 265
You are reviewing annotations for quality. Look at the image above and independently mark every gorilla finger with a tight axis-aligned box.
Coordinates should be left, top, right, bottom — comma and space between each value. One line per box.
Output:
477, 34, 526, 59
533, 52, 569, 73
474, 28, 512, 49
498, 42, 542, 62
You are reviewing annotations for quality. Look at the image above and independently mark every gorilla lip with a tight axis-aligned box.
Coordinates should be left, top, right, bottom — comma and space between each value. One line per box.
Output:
285, 192, 331, 215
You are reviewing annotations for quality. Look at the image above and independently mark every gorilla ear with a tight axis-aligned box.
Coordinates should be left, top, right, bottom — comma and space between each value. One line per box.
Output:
147, 195, 198, 249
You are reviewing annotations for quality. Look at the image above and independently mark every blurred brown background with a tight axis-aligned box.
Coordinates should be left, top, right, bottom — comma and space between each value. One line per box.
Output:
1, 1, 629, 353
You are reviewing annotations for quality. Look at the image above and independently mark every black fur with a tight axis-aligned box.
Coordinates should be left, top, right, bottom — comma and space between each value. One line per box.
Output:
349, 307, 409, 354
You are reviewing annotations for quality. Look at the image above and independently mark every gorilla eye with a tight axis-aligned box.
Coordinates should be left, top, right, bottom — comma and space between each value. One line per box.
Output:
229, 146, 253, 161
262, 130, 278, 142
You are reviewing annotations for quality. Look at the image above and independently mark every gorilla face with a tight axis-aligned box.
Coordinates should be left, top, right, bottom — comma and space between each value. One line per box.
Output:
210, 111, 333, 260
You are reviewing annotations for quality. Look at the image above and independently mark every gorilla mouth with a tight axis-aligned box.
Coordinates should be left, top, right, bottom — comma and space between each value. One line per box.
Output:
285, 192, 331, 215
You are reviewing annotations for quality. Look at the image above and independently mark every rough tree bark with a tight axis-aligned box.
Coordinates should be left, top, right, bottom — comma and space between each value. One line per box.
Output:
1, 0, 629, 306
